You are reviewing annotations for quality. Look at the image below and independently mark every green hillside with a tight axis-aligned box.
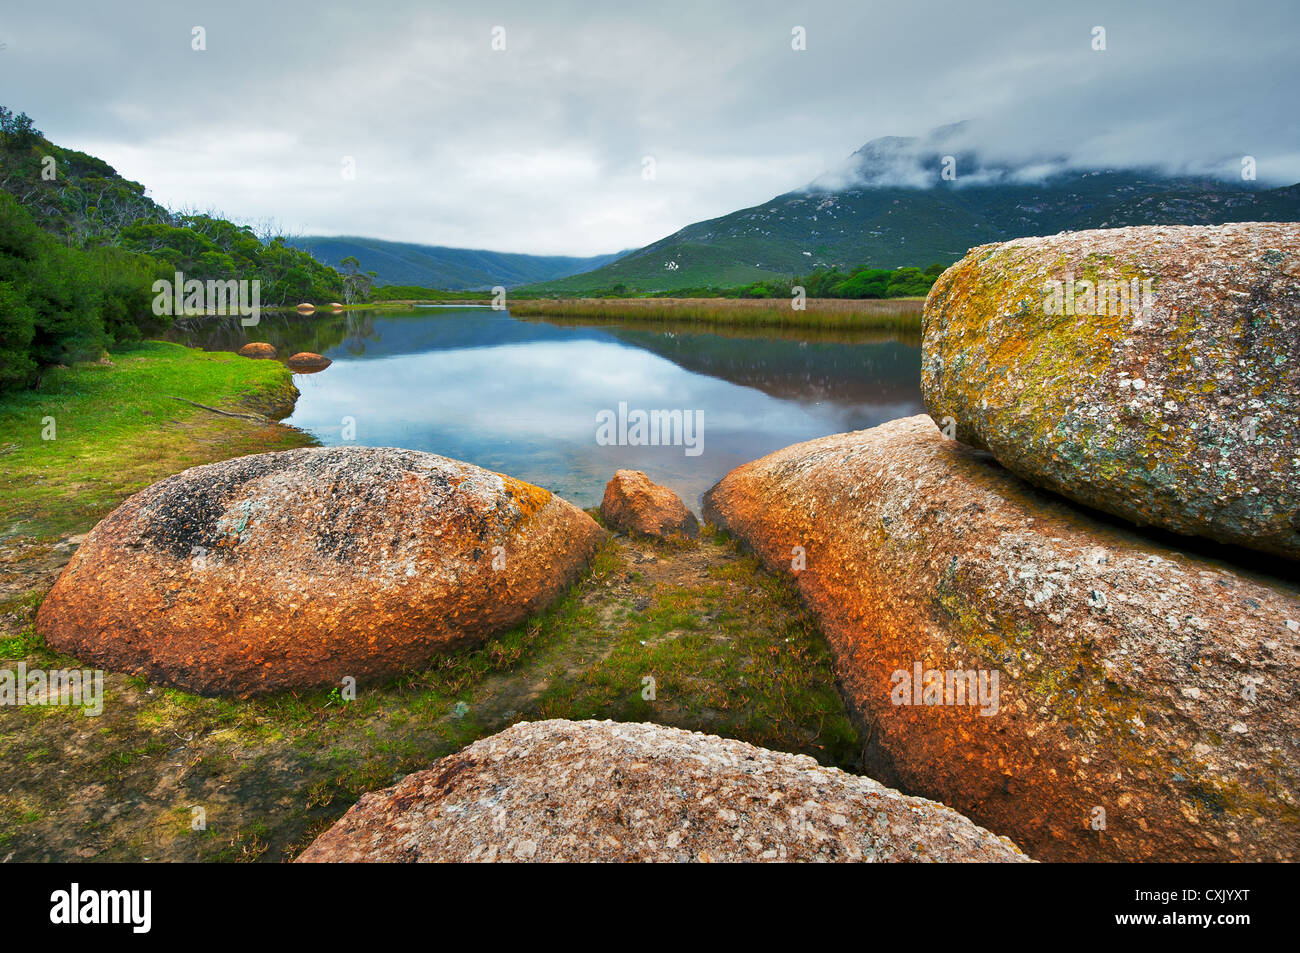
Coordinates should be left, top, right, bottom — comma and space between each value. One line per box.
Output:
524, 134, 1300, 295
0, 107, 343, 308
289, 235, 626, 290
0, 106, 347, 389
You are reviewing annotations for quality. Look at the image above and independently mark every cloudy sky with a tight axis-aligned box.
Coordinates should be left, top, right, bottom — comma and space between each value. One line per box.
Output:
2, 0, 1296, 256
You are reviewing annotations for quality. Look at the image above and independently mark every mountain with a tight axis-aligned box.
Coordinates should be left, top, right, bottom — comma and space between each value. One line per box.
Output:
288, 235, 627, 290
525, 124, 1300, 294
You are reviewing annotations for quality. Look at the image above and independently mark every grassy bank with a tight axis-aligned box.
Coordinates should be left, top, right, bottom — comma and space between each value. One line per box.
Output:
0, 341, 313, 545
0, 529, 860, 861
506, 296, 924, 331
0, 336, 864, 861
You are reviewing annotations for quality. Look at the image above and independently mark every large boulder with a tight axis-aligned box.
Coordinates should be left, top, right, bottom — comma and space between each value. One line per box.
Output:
37, 448, 604, 695
922, 222, 1300, 559
600, 469, 698, 538
296, 719, 1029, 862
703, 415, 1300, 862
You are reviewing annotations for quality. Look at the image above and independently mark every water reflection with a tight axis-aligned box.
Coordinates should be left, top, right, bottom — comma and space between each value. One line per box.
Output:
167, 307, 923, 510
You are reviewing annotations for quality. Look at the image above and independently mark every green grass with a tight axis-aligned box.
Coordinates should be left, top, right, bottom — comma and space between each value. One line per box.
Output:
533, 538, 859, 761
0, 340, 313, 541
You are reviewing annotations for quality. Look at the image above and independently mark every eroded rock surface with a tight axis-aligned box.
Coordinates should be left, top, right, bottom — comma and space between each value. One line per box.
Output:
297, 719, 1028, 862
923, 223, 1300, 558
37, 447, 604, 695
703, 415, 1300, 861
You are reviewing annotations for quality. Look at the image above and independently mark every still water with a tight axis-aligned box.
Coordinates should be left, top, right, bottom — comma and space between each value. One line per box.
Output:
170, 307, 923, 511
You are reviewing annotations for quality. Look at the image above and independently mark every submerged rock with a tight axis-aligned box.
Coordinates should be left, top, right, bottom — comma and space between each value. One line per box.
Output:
923, 222, 1300, 559
601, 469, 699, 538
37, 447, 604, 695
703, 415, 1300, 861
296, 719, 1029, 862
236, 342, 276, 359
287, 351, 331, 372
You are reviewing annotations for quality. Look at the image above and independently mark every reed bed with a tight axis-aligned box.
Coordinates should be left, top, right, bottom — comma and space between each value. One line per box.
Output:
505, 296, 924, 331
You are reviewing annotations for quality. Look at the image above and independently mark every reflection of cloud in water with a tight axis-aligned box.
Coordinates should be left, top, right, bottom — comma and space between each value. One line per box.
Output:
287, 329, 922, 511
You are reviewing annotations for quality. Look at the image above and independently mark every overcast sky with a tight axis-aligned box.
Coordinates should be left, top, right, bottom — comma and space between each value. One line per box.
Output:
2, 0, 1296, 256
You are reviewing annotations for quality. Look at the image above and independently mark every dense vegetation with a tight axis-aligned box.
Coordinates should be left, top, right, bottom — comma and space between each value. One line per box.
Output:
0, 191, 162, 388
367, 264, 944, 303
0, 107, 352, 391
505, 296, 924, 333
289, 235, 625, 290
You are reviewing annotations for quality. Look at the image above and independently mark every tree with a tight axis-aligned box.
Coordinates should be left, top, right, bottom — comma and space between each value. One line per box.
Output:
0, 107, 41, 149
0, 193, 106, 388
339, 256, 374, 304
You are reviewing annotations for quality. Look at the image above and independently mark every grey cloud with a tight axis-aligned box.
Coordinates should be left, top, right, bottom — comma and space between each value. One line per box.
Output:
0, 0, 1295, 255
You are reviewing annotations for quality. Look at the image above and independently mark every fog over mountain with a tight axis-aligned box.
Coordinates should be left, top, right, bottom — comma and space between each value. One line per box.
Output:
528, 122, 1300, 293
810, 120, 1277, 193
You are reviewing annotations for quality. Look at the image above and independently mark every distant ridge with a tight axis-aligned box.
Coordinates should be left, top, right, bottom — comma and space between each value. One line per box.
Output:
522, 123, 1300, 294
288, 235, 627, 290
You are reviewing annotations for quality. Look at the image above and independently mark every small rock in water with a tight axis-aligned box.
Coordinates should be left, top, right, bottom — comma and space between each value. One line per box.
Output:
237, 342, 277, 359
287, 351, 332, 373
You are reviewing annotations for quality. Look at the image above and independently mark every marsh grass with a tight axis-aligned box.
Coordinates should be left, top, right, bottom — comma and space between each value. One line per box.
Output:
506, 296, 924, 331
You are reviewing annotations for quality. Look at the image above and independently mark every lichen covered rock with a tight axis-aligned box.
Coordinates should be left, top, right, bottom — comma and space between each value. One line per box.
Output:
703, 415, 1300, 861
296, 719, 1029, 862
601, 469, 699, 538
923, 222, 1300, 558
37, 447, 604, 695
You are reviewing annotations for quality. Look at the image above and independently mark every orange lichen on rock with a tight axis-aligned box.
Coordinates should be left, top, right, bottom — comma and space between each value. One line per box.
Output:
497, 473, 553, 523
